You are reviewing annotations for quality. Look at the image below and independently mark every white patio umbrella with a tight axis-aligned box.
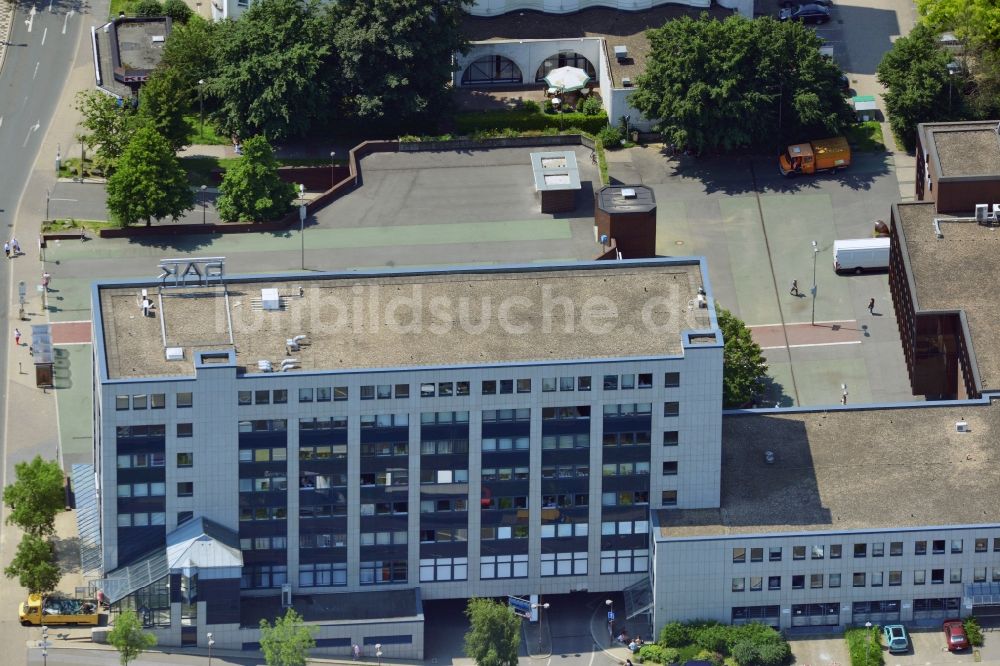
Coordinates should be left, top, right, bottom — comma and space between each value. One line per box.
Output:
543, 66, 591, 93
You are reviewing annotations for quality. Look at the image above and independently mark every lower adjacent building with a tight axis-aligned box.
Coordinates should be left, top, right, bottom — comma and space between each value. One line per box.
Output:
86, 258, 723, 653
652, 404, 1000, 631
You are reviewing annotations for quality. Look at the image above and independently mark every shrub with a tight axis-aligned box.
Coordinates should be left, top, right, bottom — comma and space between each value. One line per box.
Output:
454, 109, 609, 135
580, 95, 604, 116
639, 644, 680, 664
162, 0, 192, 22
755, 641, 791, 666
544, 100, 556, 114
845, 627, 883, 666
694, 649, 722, 666
522, 100, 541, 113
964, 617, 984, 647
596, 124, 623, 149
134, 0, 163, 15
659, 622, 689, 648
692, 625, 730, 654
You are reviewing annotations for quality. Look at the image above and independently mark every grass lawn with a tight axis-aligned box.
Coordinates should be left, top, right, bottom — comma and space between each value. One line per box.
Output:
185, 116, 230, 146
43, 219, 117, 233
108, 0, 135, 17
58, 157, 103, 179
845, 121, 886, 152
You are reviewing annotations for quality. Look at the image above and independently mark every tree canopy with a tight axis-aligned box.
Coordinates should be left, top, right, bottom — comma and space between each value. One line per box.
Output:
259, 608, 317, 666
3, 455, 65, 537
4, 534, 61, 595
108, 609, 157, 666
74, 90, 136, 174
876, 23, 955, 150
716, 307, 768, 408
332, 0, 471, 129
160, 16, 219, 97
106, 126, 194, 226
464, 598, 521, 666
916, 0, 1000, 46
138, 66, 192, 151
631, 14, 852, 153
211, 0, 333, 141
216, 135, 296, 222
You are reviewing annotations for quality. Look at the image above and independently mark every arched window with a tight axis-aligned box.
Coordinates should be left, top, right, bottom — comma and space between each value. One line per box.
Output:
535, 51, 597, 82
461, 55, 523, 85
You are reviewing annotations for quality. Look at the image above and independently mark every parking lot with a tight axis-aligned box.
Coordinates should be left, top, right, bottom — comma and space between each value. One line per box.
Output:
790, 626, 1000, 666
608, 146, 915, 407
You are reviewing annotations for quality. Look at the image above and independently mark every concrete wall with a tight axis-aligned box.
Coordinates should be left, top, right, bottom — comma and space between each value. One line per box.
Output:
454, 39, 604, 88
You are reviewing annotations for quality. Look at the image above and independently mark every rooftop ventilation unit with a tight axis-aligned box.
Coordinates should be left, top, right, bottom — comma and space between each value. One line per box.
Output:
621, 188, 637, 199
976, 204, 989, 222
621, 77, 632, 87
261, 288, 280, 311
258, 360, 273, 372
956, 421, 968, 433
614, 45, 628, 61
764, 451, 775, 464
165, 347, 183, 361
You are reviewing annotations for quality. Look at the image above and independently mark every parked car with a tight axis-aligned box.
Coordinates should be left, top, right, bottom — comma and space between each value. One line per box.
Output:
943, 620, 970, 651
782, 0, 832, 7
778, 4, 831, 23
883, 624, 909, 653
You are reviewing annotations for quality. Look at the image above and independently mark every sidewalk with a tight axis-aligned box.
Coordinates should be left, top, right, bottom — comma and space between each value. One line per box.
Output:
588, 603, 635, 666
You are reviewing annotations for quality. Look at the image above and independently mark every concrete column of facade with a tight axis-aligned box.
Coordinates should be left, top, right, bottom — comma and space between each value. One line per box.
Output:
346, 407, 362, 588
466, 409, 483, 584
406, 411, 421, 586
587, 395, 604, 578
527, 402, 543, 580
286, 418, 300, 589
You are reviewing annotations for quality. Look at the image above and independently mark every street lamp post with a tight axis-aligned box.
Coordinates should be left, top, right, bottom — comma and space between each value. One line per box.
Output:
606, 599, 614, 641
208, 632, 215, 666
40, 626, 51, 666
376, 642, 383, 666
45, 188, 50, 221
811, 240, 819, 326
531, 601, 550, 653
200, 184, 208, 224
330, 151, 336, 189
198, 79, 206, 139
298, 183, 306, 270
865, 622, 872, 666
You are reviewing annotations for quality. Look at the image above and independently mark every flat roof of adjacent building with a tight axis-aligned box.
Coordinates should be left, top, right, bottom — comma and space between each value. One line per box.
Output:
918, 120, 1000, 178
894, 202, 1000, 391
96, 260, 713, 380
656, 401, 1000, 539
461, 5, 732, 86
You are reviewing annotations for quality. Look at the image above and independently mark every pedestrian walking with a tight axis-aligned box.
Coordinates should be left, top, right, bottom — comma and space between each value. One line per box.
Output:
353, 644, 361, 660
11, 237, 20, 256
867, 297, 875, 314
42, 272, 51, 292
3, 241, 9, 258
626, 660, 634, 666
14, 328, 21, 345
790, 279, 799, 296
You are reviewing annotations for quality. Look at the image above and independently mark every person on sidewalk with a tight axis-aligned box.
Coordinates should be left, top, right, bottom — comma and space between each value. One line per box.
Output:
14, 328, 21, 345
790, 279, 799, 296
11, 237, 20, 256
42, 272, 51, 292
867, 297, 875, 314
3, 241, 8, 258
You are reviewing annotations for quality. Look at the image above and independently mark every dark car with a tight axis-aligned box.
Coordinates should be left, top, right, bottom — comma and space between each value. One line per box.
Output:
782, 0, 832, 6
779, 4, 831, 23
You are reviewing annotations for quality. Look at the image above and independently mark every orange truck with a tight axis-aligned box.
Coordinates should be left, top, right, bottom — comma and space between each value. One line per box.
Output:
779, 137, 851, 176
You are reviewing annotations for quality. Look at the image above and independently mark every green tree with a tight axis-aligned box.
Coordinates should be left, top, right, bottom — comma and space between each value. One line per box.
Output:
212, 0, 333, 140
109, 609, 157, 666
876, 23, 955, 150
216, 135, 295, 222
463, 598, 520, 666
916, 0, 1000, 45
631, 14, 852, 153
331, 0, 471, 130
4, 534, 61, 595
259, 608, 317, 666
106, 126, 194, 226
3, 456, 65, 537
161, 16, 219, 95
135, 0, 163, 15
716, 307, 768, 408
74, 90, 136, 174
137, 67, 191, 151
162, 0, 192, 23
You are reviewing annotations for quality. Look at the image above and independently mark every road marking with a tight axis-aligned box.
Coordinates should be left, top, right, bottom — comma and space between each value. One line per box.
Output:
25, 4, 36, 32
63, 9, 74, 34
41, 27, 47, 45
49, 198, 78, 202
0, 117, 3, 130
33, 61, 40, 78
48, 0, 53, 11
22, 119, 40, 147
761, 340, 862, 350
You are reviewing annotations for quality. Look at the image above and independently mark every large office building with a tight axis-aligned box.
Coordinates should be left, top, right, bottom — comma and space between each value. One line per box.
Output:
86, 258, 722, 653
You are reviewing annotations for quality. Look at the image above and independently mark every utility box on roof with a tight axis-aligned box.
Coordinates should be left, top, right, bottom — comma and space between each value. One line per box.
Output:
594, 185, 657, 258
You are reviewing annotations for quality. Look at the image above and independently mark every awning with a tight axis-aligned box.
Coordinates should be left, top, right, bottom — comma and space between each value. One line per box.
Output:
852, 95, 878, 112
965, 582, 1000, 606
72, 464, 102, 578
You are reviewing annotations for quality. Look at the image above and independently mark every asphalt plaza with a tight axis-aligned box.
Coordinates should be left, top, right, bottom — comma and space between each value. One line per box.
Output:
612, 145, 916, 407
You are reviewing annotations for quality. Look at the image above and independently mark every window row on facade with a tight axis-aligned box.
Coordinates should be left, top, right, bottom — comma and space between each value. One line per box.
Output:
733, 538, 1000, 563
731, 567, 999, 592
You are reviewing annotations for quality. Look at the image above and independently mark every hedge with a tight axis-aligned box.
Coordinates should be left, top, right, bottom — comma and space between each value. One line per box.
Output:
455, 110, 609, 135
845, 627, 884, 666
639, 644, 680, 664
964, 617, 984, 647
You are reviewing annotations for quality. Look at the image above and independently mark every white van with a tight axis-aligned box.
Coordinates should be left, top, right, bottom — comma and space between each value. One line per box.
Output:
833, 237, 890, 274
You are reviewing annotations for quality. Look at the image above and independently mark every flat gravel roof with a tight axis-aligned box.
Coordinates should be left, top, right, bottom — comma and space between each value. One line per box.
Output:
657, 402, 1000, 538
922, 121, 1000, 178
98, 261, 712, 379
